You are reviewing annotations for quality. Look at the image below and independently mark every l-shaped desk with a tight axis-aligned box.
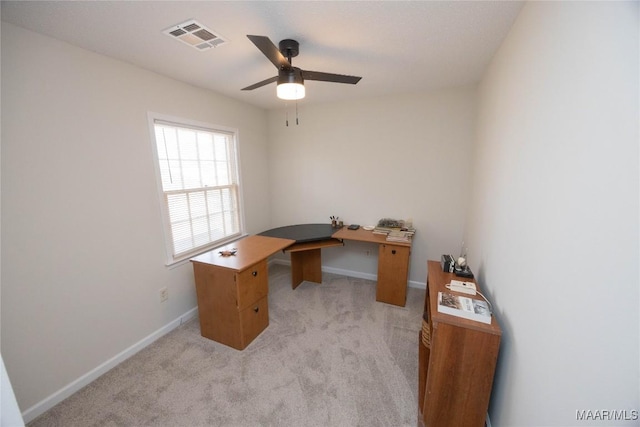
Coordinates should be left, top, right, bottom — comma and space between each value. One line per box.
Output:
191, 224, 412, 349
259, 224, 412, 306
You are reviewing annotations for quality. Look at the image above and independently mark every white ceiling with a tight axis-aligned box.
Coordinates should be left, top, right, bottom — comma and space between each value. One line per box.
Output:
1, 1, 524, 110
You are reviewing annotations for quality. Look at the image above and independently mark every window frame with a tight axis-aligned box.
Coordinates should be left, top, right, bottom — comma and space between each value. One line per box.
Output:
148, 112, 246, 267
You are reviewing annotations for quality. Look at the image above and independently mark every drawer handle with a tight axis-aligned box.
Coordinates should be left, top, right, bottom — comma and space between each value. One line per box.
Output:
392, 249, 397, 255
253, 306, 259, 313
252, 271, 258, 277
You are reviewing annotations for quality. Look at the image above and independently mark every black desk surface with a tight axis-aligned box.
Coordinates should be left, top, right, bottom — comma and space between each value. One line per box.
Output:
258, 223, 341, 243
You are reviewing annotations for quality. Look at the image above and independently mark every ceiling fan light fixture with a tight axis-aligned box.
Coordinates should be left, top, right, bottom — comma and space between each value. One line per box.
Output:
277, 82, 305, 100
277, 69, 305, 100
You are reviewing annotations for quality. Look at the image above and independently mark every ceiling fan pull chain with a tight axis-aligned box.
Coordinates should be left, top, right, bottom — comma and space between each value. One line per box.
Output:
296, 101, 299, 125
285, 105, 289, 127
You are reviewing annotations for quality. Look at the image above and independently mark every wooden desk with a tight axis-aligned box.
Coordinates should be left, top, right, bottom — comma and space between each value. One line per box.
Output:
331, 227, 412, 306
190, 235, 294, 350
191, 224, 415, 349
418, 260, 501, 426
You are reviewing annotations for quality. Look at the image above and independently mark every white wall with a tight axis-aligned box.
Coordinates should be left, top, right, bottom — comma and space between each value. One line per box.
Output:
266, 88, 477, 284
1, 22, 269, 417
467, 2, 639, 425
4, 2, 638, 425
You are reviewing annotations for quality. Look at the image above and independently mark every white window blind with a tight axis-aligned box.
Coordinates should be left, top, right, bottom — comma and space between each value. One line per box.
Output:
151, 117, 242, 263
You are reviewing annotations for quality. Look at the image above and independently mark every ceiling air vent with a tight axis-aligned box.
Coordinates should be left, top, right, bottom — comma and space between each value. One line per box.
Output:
163, 19, 227, 51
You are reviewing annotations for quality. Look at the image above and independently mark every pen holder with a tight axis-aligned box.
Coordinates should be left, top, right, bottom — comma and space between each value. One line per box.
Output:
331, 220, 337, 228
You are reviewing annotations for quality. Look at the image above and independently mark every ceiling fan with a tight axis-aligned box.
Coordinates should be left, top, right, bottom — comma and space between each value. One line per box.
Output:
241, 35, 362, 101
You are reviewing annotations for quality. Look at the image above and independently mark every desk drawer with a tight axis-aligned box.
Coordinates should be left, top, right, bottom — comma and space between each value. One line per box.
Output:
239, 296, 269, 349
236, 260, 268, 310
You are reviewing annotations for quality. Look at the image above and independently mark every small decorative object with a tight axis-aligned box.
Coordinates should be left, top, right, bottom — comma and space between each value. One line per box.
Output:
457, 242, 468, 267
453, 243, 473, 277
219, 248, 237, 257
330, 216, 339, 228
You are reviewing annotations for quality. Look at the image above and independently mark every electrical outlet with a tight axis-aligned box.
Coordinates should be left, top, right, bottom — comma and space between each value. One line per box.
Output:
159, 287, 168, 303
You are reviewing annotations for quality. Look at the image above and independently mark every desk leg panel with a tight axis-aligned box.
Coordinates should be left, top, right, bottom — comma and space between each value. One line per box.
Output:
290, 248, 322, 289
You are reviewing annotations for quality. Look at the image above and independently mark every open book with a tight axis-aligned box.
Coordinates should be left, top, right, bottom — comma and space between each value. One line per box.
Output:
437, 292, 491, 324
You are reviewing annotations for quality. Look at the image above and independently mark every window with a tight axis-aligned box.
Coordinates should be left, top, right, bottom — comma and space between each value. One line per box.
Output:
149, 115, 243, 265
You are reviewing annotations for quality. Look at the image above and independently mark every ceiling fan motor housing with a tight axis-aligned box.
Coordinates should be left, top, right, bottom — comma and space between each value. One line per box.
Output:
279, 39, 300, 59
278, 67, 304, 85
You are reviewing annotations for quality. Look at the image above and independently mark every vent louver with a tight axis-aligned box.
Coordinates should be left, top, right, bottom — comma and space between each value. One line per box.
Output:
163, 19, 227, 51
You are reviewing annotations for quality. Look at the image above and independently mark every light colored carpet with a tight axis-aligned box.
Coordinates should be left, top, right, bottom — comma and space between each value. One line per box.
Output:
28, 264, 424, 427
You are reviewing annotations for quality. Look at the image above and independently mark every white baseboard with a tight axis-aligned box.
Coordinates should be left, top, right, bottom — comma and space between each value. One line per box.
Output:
21, 307, 198, 424
269, 259, 426, 290
22, 261, 424, 423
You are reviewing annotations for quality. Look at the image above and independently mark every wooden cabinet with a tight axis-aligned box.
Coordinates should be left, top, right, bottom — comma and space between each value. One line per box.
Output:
192, 259, 268, 350
191, 235, 294, 350
376, 243, 411, 306
419, 260, 501, 427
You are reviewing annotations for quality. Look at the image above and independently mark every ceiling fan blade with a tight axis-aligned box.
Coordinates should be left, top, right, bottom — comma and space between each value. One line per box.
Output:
247, 35, 290, 69
241, 76, 278, 91
302, 70, 362, 85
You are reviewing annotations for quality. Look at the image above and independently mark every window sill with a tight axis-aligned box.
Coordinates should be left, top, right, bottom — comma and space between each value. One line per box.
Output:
165, 233, 249, 269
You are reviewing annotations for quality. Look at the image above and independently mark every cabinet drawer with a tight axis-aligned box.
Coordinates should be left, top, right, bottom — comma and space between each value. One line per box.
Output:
238, 296, 269, 349
236, 260, 268, 310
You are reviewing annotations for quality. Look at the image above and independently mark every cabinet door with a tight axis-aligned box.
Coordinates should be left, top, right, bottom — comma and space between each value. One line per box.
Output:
376, 244, 410, 306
